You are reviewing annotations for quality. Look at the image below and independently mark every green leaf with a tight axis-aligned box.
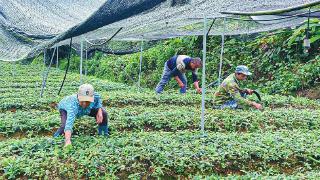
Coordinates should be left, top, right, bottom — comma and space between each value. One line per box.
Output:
310, 34, 320, 43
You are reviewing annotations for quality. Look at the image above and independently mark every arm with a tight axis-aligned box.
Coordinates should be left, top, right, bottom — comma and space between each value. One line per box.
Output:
193, 81, 200, 89
94, 93, 103, 109
229, 85, 262, 109
93, 93, 103, 123
193, 81, 202, 94
228, 83, 253, 107
64, 131, 72, 146
244, 88, 254, 95
64, 108, 76, 147
96, 108, 103, 124
192, 71, 201, 93
174, 76, 184, 88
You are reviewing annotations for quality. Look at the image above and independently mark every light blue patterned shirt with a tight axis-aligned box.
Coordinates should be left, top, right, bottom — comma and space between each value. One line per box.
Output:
58, 92, 103, 132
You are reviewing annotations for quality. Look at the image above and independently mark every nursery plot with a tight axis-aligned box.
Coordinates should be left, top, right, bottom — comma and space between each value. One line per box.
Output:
0, 61, 319, 179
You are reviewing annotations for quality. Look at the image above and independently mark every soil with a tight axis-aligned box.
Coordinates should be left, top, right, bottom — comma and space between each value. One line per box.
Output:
297, 86, 320, 100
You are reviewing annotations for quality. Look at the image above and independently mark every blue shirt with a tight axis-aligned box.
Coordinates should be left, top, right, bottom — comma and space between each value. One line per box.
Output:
166, 55, 198, 82
58, 92, 103, 132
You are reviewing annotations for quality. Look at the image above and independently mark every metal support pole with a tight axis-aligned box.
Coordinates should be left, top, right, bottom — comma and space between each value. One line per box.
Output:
40, 47, 57, 97
80, 39, 83, 84
218, 18, 226, 85
13, 62, 16, 77
42, 49, 46, 81
85, 41, 88, 76
56, 46, 59, 68
200, 16, 207, 133
11, 61, 16, 77
43, 49, 46, 65
138, 41, 143, 90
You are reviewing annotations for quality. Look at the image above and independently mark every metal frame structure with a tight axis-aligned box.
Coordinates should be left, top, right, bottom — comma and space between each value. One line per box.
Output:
34, 1, 320, 132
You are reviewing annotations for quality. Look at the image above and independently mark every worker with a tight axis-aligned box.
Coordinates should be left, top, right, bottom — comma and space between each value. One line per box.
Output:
213, 65, 263, 109
53, 84, 108, 147
155, 55, 202, 94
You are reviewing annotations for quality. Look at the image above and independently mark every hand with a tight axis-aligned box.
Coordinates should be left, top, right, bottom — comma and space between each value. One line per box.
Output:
196, 88, 202, 94
246, 89, 254, 95
64, 139, 72, 147
178, 83, 185, 88
64, 130, 72, 147
96, 108, 103, 124
252, 102, 263, 110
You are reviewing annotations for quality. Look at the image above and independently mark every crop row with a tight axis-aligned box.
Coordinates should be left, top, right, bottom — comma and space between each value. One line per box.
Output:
193, 171, 320, 180
1, 91, 319, 113
1, 130, 319, 179
0, 79, 129, 93
1, 106, 319, 137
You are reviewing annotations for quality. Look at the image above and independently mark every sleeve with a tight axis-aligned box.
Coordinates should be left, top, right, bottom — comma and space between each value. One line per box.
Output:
227, 82, 252, 106
64, 106, 77, 132
176, 57, 187, 73
176, 63, 185, 72
192, 70, 198, 83
170, 67, 180, 77
93, 93, 103, 109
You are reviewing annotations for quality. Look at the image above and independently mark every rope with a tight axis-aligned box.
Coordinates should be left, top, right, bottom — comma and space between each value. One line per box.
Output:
206, 18, 216, 37
84, 27, 123, 51
58, 37, 73, 95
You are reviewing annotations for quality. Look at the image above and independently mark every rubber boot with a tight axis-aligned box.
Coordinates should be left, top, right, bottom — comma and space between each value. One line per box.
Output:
180, 86, 186, 93
98, 125, 109, 137
53, 130, 62, 138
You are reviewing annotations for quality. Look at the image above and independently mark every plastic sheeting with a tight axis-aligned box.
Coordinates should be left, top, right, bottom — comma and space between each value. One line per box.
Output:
0, 0, 319, 61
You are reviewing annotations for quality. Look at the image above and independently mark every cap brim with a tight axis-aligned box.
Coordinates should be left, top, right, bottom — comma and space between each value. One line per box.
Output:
236, 71, 252, 75
78, 96, 94, 102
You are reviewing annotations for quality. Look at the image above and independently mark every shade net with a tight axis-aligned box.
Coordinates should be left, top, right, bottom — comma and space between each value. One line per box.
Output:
0, 0, 319, 61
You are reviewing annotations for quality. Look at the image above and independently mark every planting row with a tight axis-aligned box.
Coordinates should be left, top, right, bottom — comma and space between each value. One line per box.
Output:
1, 106, 319, 137
1, 90, 319, 112
1, 130, 319, 178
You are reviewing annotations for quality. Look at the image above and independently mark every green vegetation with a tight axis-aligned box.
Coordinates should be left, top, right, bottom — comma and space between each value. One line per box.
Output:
53, 19, 320, 95
0, 60, 319, 178
1, 19, 320, 179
